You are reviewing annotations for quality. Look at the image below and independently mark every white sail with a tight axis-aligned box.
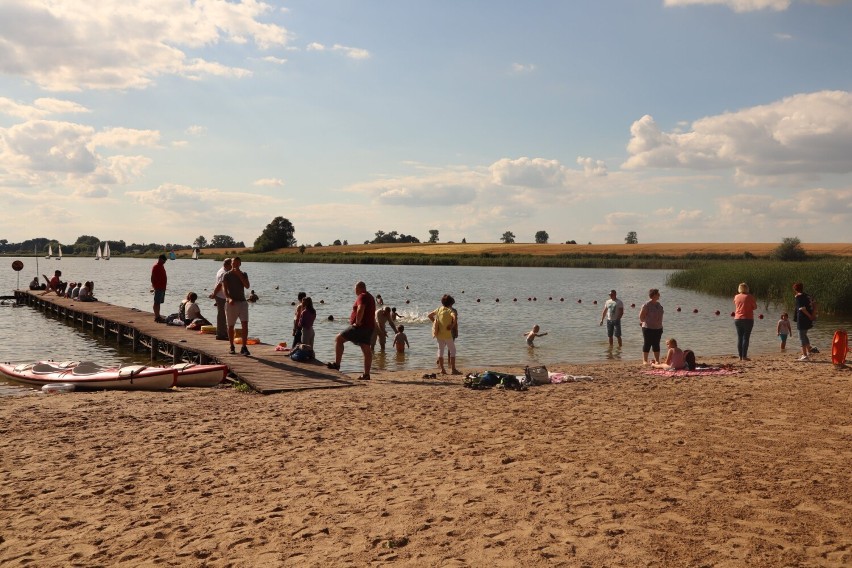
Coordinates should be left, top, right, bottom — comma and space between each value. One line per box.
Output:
103, 242, 111, 260
95, 244, 102, 260
57, 244, 62, 260
192, 248, 199, 260
46, 244, 52, 259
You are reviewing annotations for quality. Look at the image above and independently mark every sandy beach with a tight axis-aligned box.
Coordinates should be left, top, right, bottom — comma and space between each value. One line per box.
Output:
1, 353, 850, 567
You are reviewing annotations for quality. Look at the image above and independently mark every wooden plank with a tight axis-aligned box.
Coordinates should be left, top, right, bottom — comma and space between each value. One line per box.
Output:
13, 290, 356, 394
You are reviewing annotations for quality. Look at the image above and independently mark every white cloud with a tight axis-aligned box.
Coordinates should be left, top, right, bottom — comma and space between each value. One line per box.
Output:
0, 0, 290, 91
254, 178, 284, 187
510, 63, 536, 74
185, 125, 207, 136
490, 157, 568, 188
127, 183, 284, 224
0, 117, 154, 193
623, 90, 852, 186
0, 97, 90, 120
663, 0, 792, 12
577, 156, 608, 177
91, 127, 161, 149
262, 56, 288, 65
306, 42, 370, 59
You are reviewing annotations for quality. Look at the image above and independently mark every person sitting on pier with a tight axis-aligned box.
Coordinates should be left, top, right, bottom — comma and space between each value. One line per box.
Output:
78, 281, 97, 302
70, 282, 82, 299
182, 292, 210, 329
64, 282, 76, 298
41, 270, 63, 296
29, 277, 44, 291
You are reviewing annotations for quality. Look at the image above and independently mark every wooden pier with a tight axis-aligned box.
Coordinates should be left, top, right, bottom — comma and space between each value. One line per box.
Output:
12, 290, 356, 394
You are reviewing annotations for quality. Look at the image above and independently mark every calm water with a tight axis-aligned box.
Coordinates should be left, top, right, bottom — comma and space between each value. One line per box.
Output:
2, 257, 848, 392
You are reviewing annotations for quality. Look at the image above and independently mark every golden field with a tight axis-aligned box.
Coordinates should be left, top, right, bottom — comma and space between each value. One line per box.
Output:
200, 242, 852, 258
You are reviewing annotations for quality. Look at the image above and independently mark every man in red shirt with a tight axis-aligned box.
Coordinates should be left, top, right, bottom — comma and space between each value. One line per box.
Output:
327, 281, 376, 380
40, 270, 62, 296
150, 254, 168, 323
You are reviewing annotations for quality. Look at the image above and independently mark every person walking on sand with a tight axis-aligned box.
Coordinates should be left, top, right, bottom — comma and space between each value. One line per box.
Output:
428, 294, 460, 375
524, 324, 548, 347
209, 258, 231, 340
733, 282, 758, 361
150, 254, 167, 322
639, 288, 664, 365
223, 257, 251, 356
793, 282, 817, 361
599, 289, 624, 348
776, 312, 792, 351
327, 281, 376, 380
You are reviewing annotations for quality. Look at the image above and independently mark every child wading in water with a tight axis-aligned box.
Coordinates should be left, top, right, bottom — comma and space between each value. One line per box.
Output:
652, 338, 686, 370
393, 325, 410, 354
776, 312, 792, 351
524, 325, 548, 347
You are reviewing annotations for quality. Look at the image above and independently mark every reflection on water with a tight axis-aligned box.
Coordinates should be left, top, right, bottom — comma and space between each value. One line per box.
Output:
2, 258, 849, 386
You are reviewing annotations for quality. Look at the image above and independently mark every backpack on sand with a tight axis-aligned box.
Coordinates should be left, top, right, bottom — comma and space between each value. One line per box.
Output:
683, 349, 696, 371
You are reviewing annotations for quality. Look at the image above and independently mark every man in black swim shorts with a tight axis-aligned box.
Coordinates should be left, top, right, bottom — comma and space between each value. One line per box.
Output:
327, 281, 376, 380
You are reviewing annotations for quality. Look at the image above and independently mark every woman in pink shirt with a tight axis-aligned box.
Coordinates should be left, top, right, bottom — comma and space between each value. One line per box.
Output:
734, 282, 758, 361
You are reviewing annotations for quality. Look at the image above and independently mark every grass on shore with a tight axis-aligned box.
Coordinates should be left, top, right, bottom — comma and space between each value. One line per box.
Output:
667, 259, 852, 316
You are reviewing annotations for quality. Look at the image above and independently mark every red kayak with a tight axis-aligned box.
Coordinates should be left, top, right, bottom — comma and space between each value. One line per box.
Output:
170, 362, 228, 387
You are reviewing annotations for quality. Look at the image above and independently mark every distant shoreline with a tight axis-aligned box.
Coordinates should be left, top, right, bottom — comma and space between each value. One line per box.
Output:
4, 242, 850, 260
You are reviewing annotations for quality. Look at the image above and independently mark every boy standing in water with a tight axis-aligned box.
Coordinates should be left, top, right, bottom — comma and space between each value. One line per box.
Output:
393, 325, 410, 354
524, 324, 548, 347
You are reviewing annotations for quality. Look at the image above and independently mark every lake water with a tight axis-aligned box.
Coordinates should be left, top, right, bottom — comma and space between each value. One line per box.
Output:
2, 257, 848, 392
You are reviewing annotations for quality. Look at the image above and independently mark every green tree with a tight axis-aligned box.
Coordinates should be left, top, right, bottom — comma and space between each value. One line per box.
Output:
253, 217, 296, 252
535, 230, 549, 244
625, 231, 638, 244
333, 239, 342, 246
428, 229, 439, 243
771, 237, 807, 261
193, 235, 208, 248
501, 231, 516, 244
210, 235, 237, 248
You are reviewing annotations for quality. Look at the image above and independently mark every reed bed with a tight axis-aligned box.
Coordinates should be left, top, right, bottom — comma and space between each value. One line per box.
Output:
666, 260, 852, 315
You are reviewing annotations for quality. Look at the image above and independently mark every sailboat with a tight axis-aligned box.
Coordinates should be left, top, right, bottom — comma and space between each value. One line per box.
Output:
57, 244, 62, 261
95, 244, 102, 260
45, 244, 52, 259
103, 242, 111, 260
191, 247, 199, 260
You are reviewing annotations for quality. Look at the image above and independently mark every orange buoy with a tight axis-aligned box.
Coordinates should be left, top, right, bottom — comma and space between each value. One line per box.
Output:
832, 329, 848, 365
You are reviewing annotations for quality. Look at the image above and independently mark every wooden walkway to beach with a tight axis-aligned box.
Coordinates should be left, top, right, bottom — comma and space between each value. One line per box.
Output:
12, 290, 356, 394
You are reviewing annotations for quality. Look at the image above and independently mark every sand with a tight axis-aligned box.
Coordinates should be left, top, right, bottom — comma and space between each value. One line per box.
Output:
1, 353, 850, 567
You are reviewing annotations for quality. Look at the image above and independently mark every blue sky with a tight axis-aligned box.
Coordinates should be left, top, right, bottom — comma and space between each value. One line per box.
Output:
1, 0, 850, 246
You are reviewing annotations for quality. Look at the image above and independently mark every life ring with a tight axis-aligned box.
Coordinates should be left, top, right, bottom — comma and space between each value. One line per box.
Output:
200, 325, 217, 334
42, 383, 75, 394
832, 329, 848, 366
234, 337, 260, 345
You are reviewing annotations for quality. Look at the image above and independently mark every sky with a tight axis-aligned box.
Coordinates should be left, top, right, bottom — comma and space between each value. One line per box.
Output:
1, 0, 851, 247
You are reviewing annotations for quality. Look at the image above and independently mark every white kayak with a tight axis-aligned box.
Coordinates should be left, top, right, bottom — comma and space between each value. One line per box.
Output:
0, 361, 176, 391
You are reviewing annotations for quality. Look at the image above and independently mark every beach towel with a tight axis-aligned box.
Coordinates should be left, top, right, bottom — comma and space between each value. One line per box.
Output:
641, 367, 740, 377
